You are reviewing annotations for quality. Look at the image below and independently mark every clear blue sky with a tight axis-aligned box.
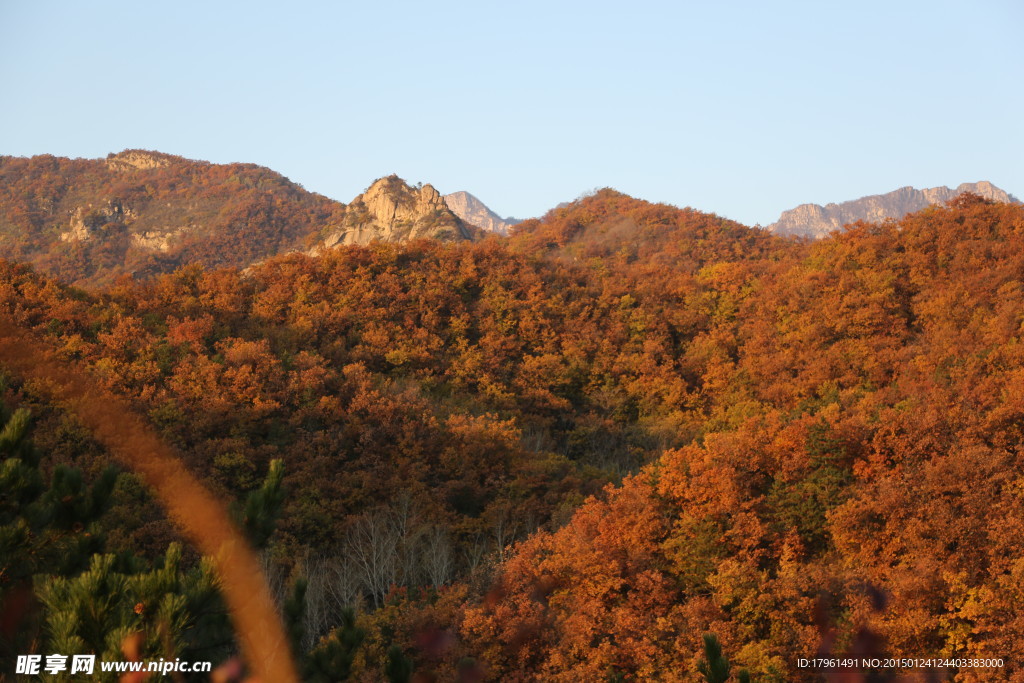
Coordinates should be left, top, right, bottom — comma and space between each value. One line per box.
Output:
2, 0, 1021, 226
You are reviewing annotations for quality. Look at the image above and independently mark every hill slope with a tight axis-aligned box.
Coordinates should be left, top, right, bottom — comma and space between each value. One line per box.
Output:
5, 189, 1024, 679
0, 150, 352, 286
443, 196, 1024, 680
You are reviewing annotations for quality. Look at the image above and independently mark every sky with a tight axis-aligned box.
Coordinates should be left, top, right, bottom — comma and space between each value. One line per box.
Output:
1, 0, 1021, 226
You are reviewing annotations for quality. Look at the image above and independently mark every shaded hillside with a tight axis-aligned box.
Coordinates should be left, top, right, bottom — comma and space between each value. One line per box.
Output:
769, 180, 1020, 238
0, 188, 794, 568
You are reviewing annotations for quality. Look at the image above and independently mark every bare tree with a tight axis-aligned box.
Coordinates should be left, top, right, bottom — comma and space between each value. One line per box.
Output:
490, 504, 520, 562
281, 549, 368, 651
463, 531, 488, 575
387, 492, 425, 587
345, 509, 399, 608
420, 525, 455, 588
323, 555, 362, 613
298, 553, 327, 651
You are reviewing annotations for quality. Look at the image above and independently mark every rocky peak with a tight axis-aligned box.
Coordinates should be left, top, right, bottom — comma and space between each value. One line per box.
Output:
317, 175, 476, 250
768, 181, 1021, 238
443, 191, 519, 235
359, 175, 448, 228
951, 181, 1015, 203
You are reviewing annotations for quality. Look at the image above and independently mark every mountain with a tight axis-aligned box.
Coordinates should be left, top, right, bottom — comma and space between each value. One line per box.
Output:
0, 150, 347, 286
768, 181, 1020, 238
315, 176, 477, 251
0, 152, 479, 287
442, 191, 519, 235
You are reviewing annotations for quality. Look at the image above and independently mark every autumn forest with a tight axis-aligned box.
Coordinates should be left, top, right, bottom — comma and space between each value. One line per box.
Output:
2, 152, 1023, 681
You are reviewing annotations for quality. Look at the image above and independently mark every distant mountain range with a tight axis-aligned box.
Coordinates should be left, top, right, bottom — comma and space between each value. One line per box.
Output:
768, 181, 1020, 238
442, 191, 519, 235
2, 150, 1020, 287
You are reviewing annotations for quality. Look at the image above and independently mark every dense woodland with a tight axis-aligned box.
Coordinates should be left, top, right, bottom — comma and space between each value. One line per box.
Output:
2, 168, 1023, 681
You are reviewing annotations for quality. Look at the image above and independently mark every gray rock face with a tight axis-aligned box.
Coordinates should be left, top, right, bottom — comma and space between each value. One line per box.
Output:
442, 191, 519, 235
768, 181, 1020, 238
316, 176, 475, 251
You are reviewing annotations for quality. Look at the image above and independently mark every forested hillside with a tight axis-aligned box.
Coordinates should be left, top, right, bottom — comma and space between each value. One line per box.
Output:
437, 195, 1024, 681
0, 150, 348, 287
2, 183, 1021, 680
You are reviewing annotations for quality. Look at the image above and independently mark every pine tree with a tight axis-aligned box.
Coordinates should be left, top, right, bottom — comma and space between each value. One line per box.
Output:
384, 644, 414, 683
37, 544, 235, 680
0, 384, 292, 679
697, 633, 731, 683
35, 459, 291, 677
284, 576, 308, 662
232, 459, 285, 549
696, 634, 754, 682
0, 395, 117, 678
304, 607, 366, 682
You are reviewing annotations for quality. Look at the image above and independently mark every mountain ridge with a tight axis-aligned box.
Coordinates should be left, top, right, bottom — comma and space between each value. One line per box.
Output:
4, 149, 1019, 287
768, 181, 1020, 238
0, 151, 482, 286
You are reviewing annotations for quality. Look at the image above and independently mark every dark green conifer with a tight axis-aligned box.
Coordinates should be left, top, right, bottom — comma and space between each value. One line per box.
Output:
37, 544, 234, 677
0, 395, 117, 677
232, 459, 285, 549
385, 643, 414, 683
284, 576, 308, 661
304, 607, 366, 682
697, 633, 730, 683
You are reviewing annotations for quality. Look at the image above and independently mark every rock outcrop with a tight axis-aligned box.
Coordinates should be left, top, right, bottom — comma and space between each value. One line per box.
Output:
105, 150, 176, 171
442, 191, 519, 235
317, 176, 476, 250
769, 181, 1020, 238
131, 227, 193, 252
59, 200, 137, 242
